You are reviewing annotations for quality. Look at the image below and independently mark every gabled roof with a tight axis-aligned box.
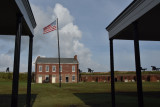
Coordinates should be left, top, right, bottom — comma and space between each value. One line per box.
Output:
36, 57, 78, 64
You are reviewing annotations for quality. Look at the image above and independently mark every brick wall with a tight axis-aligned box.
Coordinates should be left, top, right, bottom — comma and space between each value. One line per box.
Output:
80, 75, 110, 82
35, 63, 79, 83
80, 74, 160, 82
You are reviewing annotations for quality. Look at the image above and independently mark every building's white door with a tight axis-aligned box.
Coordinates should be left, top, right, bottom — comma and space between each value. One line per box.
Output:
52, 75, 56, 83
38, 76, 42, 83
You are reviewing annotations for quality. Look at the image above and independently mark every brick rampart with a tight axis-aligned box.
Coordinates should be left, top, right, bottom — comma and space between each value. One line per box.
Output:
80, 74, 160, 82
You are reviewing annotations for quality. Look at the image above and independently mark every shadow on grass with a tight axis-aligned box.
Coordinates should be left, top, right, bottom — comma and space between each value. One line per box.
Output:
115, 91, 160, 107
74, 93, 111, 107
74, 92, 160, 107
0, 94, 37, 107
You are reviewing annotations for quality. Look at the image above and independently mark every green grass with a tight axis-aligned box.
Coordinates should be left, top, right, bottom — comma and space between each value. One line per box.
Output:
0, 81, 160, 107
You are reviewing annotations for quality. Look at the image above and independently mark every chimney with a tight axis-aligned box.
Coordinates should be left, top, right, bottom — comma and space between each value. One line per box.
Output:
74, 55, 77, 60
35, 56, 40, 64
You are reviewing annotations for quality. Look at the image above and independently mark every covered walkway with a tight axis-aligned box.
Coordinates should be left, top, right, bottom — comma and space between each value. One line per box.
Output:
0, 0, 36, 107
106, 0, 160, 107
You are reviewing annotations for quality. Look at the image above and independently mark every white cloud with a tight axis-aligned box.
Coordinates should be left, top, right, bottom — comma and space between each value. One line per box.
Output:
0, 54, 13, 71
53, 4, 74, 27
31, 3, 108, 72
20, 63, 28, 72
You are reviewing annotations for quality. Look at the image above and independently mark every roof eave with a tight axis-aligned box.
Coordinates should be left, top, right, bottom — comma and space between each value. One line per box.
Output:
106, 0, 160, 40
106, 1, 135, 30
106, 0, 142, 32
36, 63, 79, 64
15, 0, 37, 35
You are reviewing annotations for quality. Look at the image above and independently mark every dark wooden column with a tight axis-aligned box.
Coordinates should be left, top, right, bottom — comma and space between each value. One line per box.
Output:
110, 39, 115, 107
133, 21, 144, 107
26, 35, 33, 107
77, 64, 79, 83
11, 14, 23, 107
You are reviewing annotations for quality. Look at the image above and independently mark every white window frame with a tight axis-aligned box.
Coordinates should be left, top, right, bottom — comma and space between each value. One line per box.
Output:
46, 65, 49, 72
52, 66, 56, 72
39, 65, 42, 72
72, 65, 75, 72
60, 65, 62, 72
72, 75, 75, 81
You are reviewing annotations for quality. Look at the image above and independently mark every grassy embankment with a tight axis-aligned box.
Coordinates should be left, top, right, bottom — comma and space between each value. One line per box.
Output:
80, 71, 160, 75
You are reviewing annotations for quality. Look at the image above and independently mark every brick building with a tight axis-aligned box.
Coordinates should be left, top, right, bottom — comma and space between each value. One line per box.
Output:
35, 55, 79, 83
80, 73, 160, 82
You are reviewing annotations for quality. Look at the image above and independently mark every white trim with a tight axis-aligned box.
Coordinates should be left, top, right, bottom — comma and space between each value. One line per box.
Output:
72, 75, 75, 81
52, 66, 56, 72
52, 75, 56, 83
107, 0, 160, 39
15, 0, 35, 35
38, 75, 42, 83
107, 0, 144, 31
46, 65, 49, 72
72, 65, 75, 72
39, 65, 42, 72
21, 0, 36, 28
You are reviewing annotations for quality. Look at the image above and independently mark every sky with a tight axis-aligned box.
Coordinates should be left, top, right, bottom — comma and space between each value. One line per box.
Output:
1, 0, 160, 72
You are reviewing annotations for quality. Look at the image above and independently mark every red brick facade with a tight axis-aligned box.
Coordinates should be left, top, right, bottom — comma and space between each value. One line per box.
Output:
80, 74, 160, 82
35, 55, 79, 83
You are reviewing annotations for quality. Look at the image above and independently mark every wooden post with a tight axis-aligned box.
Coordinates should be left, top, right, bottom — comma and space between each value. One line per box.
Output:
26, 35, 33, 107
110, 39, 115, 107
11, 14, 23, 107
133, 21, 144, 107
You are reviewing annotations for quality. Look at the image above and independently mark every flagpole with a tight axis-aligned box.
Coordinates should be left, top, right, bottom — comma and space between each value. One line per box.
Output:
56, 18, 61, 88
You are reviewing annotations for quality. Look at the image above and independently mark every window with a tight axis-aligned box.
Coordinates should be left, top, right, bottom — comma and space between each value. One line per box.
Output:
39, 66, 42, 72
46, 65, 49, 72
72, 75, 75, 81
60, 66, 62, 72
52, 66, 56, 72
72, 66, 75, 72
45, 75, 49, 82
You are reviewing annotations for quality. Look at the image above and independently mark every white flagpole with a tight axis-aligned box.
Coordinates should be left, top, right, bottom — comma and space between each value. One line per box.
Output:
56, 18, 61, 88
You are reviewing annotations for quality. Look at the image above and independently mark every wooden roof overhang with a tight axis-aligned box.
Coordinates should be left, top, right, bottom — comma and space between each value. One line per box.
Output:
106, 0, 160, 41
0, 0, 36, 36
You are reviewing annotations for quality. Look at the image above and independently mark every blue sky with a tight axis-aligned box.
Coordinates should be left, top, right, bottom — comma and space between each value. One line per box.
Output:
1, 0, 160, 72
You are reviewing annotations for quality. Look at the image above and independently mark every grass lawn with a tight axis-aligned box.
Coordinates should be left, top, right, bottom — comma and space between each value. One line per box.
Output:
0, 80, 160, 107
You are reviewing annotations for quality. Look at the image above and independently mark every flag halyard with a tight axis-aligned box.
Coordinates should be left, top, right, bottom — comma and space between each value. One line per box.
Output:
43, 20, 57, 34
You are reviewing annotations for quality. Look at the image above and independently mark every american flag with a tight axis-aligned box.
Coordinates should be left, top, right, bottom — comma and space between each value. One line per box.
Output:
43, 20, 57, 34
